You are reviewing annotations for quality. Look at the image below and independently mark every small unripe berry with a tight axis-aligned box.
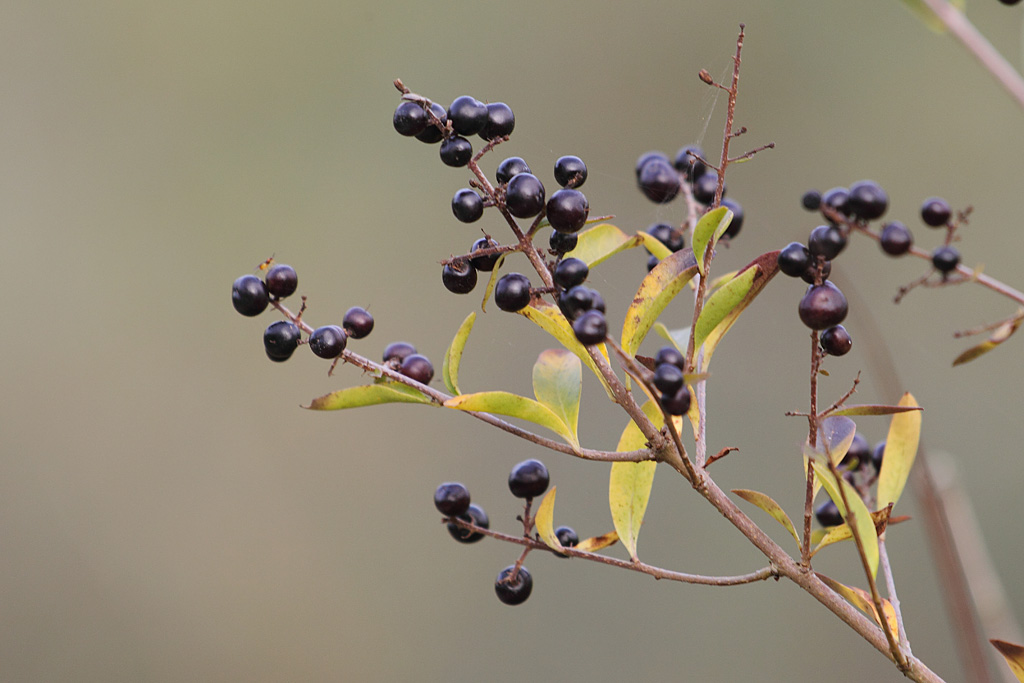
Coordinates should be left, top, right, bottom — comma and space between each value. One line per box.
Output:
495, 565, 533, 605
434, 482, 471, 517
508, 459, 550, 498
232, 274, 269, 316
494, 273, 533, 312
799, 281, 849, 330
308, 325, 348, 359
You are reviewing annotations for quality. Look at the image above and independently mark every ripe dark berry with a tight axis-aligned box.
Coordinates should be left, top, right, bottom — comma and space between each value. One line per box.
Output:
494, 273, 533, 312
439, 135, 473, 167
692, 172, 722, 205
654, 346, 686, 371
815, 499, 844, 527
800, 257, 832, 285
820, 325, 853, 356
496, 156, 531, 185
495, 565, 533, 606
921, 197, 951, 227
265, 264, 298, 299
263, 320, 301, 362
722, 198, 744, 239
553, 155, 588, 188
555, 526, 579, 549
647, 254, 660, 271
546, 188, 589, 234
393, 101, 428, 137
573, 309, 607, 345
778, 243, 811, 278
232, 274, 269, 316
451, 188, 484, 223
635, 151, 670, 179
553, 257, 589, 289
479, 102, 515, 140
799, 281, 849, 330
447, 503, 489, 543
659, 387, 692, 416
653, 363, 684, 396
821, 187, 851, 220
508, 459, 550, 498
469, 237, 501, 271
447, 96, 488, 136
308, 325, 347, 359
841, 432, 871, 470
414, 102, 447, 143
801, 190, 822, 211
400, 353, 434, 384
434, 482, 471, 517
673, 144, 706, 181
383, 341, 417, 364
847, 180, 889, 221
638, 158, 681, 203
999, 0, 1023, 5
808, 224, 847, 260
442, 260, 478, 294
342, 307, 374, 339
505, 173, 546, 218
557, 286, 593, 321
879, 221, 913, 256
871, 441, 886, 471
549, 230, 578, 255
932, 245, 961, 273
647, 223, 685, 252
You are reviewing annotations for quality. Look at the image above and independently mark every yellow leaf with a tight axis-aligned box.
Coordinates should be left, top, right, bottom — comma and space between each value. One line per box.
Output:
877, 393, 922, 511
519, 300, 614, 400
817, 573, 899, 641
610, 401, 663, 561
479, 254, 507, 313
732, 489, 801, 548
567, 223, 644, 267
441, 311, 476, 395
444, 391, 578, 448
534, 487, 565, 553
532, 349, 582, 446
811, 460, 879, 578
306, 381, 434, 410
991, 639, 1024, 682
575, 531, 619, 553
621, 248, 699, 356
953, 315, 1023, 366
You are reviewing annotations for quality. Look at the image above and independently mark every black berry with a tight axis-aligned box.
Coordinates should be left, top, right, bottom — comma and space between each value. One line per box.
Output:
452, 188, 484, 223
778, 243, 811, 278
383, 341, 417, 364
509, 459, 550, 498
821, 187, 851, 220
921, 197, 951, 227
554, 526, 579, 549
635, 151, 669, 179
653, 363, 684, 396
841, 432, 871, 470
692, 172, 721, 205
496, 156, 531, 185
798, 281, 849, 330
558, 285, 601, 321
505, 173, 546, 218
654, 346, 685, 371
647, 223, 684, 252
815, 500, 844, 527
342, 307, 374, 339
808, 225, 847, 260
932, 245, 960, 273
264, 320, 302, 362
549, 230, 578, 255
800, 257, 832, 285
546, 188, 589, 233
393, 101, 428, 137
638, 158, 681, 204
232, 274, 269, 316
573, 309, 607, 345
659, 387, 692, 416
647, 254, 660, 272
439, 135, 473, 167
442, 260, 478, 294
801, 190, 822, 211
847, 180, 889, 221
400, 353, 434, 384
495, 565, 533, 606
673, 144, 706, 181
447, 96, 488, 136
447, 503, 489, 543
722, 198, 744, 239
820, 325, 852, 356
553, 155, 588, 188
494, 273, 532, 312
265, 264, 298, 299
479, 102, 515, 140
414, 102, 447, 143
469, 237, 501, 271
434, 482, 471, 517
553, 257, 589, 289
308, 325, 347, 359
879, 221, 913, 256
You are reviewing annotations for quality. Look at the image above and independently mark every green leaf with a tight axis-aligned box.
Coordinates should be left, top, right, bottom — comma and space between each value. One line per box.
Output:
479, 254, 507, 312
899, 0, 965, 34
877, 392, 922, 511
653, 321, 690, 353
621, 247, 699, 356
567, 223, 645, 267
444, 391, 578, 447
519, 299, 614, 399
732, 489, 800, 548
532, 349, 582, 445
953, 315, 1023, 366
535, 487, 565, 553
692, 250, 780, 370
575, 531, 619, 553
609, 401, 663, 561
991, 640, 1024, 683
637, 231, 674, 260
690, 206, 733, 276
306, 380, 434, 411
827, 404, 924, 417
811, 507, 895, 556
810, 460, 879, 578
441, 311, 476, 395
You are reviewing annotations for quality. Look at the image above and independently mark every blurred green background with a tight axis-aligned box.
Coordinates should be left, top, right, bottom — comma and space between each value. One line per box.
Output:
4, 1, 1024, 681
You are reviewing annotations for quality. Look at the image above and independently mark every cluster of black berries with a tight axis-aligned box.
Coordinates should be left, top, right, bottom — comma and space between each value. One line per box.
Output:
814, 430, 889, 527
545, 256, 607, 347
393, 95, 515, 167
650, 346, 691, 415
436, 458, 575, 606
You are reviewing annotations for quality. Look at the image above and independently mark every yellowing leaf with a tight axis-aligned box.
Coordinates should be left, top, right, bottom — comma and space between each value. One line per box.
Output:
877, 393, 922, 511
621, 248, 699, 356
811, 507, 896, 556
535, 487, 564, 553
441, 312, 476, 395
816, 573, 899, 641
532, 349, 582, 445
811, 460, 879, 578
653, 321, 690, 353
479, 254, 507, 312
733, 489, 801, 548
306, 381, 434, 410
691, 206, 733, 276
575, 531, 619, 553
519, 299, 614, 399
444, 391, 578, 448
953, 316, 1023, 366
991, 639, 1024, 682
610, 401, 663, 561
637, 231, 674, 260
827, 404, 924, 417
567, 223, 644, 267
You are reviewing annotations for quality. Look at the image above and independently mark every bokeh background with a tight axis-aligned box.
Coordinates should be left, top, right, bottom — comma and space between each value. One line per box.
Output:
4, 1, 1024, 681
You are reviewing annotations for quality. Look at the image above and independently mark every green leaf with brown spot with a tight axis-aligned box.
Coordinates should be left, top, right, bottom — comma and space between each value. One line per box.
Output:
991, 640, 1024, 682
733, 489, 800, 548
535, 487, 565, 553
811, 460, 879, 578
575, 531, 619, 553
441, 311, 476, 395
609, 401, 663, 561
953, 315, 1023, 366
877, 393, 922, 511
690, 206, 733, 276
532, 349, 581, 445
306, 381, 435, 411
519, 299, 614, 399
444, 391, 578, 447
621, 247, 699, 356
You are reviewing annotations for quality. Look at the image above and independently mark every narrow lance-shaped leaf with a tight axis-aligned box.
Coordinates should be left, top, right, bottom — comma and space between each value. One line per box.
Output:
991, 640, 1024, 683
811, 460, 879, 578
817, 415, 856, 468
575, 531, 619, 553
532, 349, 582, 446
621, 247, 699, 356
306, 380, 435, 411
444, 391, 578, 448
732, 489, 801, 549
441, 311, 476, 395
811, 507, 899, 556
877, 392, 922, 511
568, 223, 647, 268
827, 404, 924, 417
953, 315, 1023, 366
691, 250, 780, 370
479, 254, 507, 313
653, 321, 690, 353
518, 299, 614, 399
609, 401, 663, 561
636, 231, 674, 260
690, 206, 733, 277
534, 487, 565, 553
816, 573, 899, 641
